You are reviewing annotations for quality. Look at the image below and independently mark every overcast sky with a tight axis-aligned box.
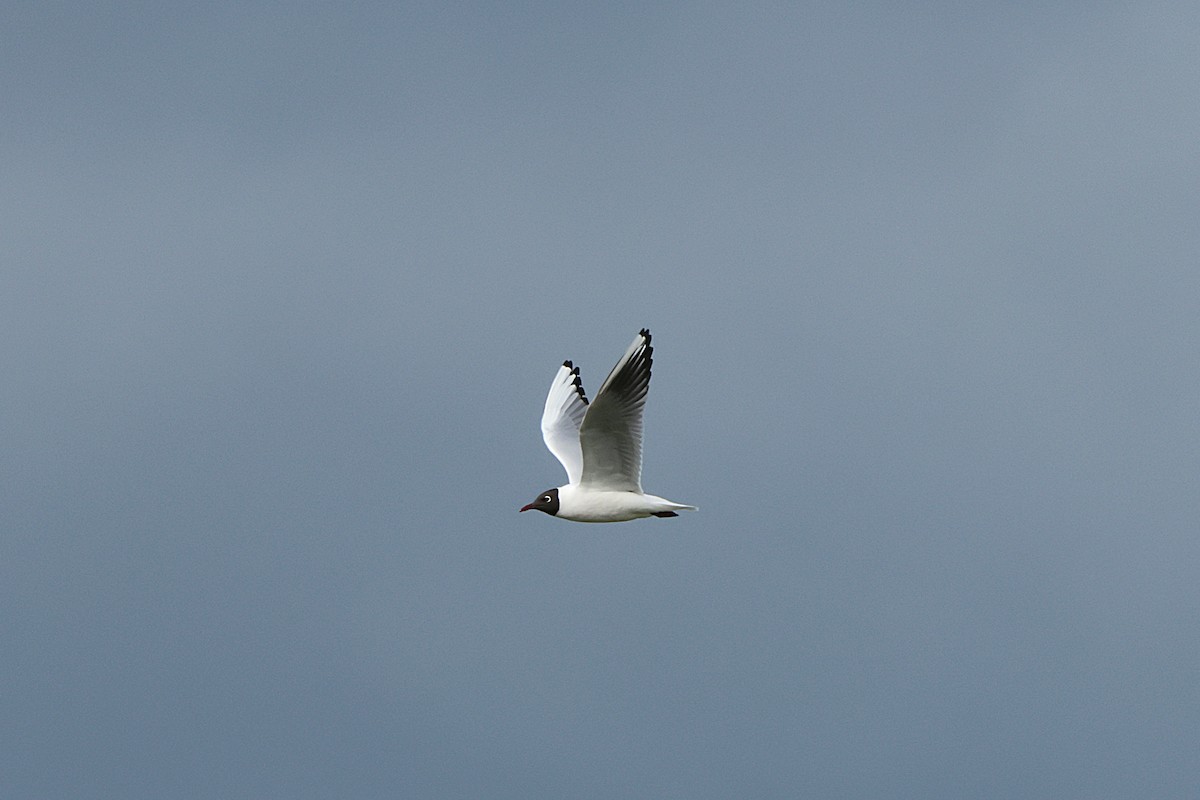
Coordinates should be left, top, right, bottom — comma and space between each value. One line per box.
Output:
4, 2, 1199, 797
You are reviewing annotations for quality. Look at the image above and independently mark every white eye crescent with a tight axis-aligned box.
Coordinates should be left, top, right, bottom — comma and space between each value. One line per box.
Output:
543, 495, 551, 502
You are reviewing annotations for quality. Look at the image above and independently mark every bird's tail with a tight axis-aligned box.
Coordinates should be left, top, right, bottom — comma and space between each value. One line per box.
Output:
648, 496, 698, 514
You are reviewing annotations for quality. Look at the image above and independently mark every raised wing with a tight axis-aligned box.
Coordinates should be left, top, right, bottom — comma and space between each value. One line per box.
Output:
578, 329, 652, 492
540, 361, 589, 485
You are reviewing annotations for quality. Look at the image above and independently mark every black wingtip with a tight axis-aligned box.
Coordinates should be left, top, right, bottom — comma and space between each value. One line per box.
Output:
639, 328, 651, 341
564, 361, 589, 404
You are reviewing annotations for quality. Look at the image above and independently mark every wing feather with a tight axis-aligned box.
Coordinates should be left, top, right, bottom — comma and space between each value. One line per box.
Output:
540, 361, 589, 485
578, 329, 652, 492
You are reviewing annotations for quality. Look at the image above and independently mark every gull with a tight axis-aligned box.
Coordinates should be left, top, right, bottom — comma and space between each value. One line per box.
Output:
520, 328, 696, 522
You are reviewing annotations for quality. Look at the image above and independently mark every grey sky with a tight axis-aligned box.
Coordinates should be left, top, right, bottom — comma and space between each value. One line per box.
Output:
4, 3, 1199, 797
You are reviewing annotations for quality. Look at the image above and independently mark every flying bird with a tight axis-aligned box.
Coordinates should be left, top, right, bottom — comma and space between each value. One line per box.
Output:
520, 328, 696, 522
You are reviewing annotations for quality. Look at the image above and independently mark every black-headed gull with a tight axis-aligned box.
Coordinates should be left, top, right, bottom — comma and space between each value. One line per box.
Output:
520, 328, 696, 522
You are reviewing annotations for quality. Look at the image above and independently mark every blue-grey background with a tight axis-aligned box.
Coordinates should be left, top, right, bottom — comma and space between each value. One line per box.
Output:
4, 3, 1198, 797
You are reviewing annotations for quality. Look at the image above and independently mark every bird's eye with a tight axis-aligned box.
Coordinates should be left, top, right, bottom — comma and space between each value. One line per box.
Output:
543, 495, 551, 502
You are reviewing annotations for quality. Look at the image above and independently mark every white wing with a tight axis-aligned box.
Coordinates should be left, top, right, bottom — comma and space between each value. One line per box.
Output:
540, 361, 589, 485
578, 329, 652, 492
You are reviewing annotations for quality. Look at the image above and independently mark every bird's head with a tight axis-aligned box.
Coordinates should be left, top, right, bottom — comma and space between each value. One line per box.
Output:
519, 488, 560, 516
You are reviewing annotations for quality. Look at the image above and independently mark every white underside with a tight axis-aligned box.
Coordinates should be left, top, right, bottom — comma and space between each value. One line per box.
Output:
555, 484, 698, 523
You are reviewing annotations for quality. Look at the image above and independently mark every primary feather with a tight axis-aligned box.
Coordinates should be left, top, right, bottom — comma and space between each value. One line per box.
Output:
539, 360, 588, 486
578, 328, 652, 492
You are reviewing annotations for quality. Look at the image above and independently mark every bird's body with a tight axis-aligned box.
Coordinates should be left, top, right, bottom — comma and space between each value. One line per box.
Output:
520, 329, 696, 523
552, 485, 693, 523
